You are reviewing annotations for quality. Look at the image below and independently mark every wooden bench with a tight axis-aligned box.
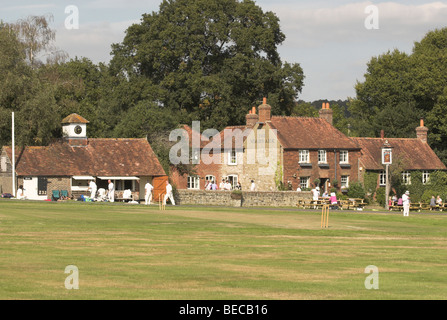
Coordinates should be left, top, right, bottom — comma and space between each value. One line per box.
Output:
298, 199, 328, 210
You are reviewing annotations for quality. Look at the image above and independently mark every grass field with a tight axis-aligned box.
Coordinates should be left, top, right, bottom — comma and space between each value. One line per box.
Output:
0, 199, 446, 300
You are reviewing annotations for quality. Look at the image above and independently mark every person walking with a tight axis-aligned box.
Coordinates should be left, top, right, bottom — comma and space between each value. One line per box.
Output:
163, 181, 176, 206
402, 190, 410, 217
145, 181, 154, 205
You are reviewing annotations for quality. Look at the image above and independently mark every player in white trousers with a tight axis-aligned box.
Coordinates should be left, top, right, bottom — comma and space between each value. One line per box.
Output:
107, 180, 115, 202
145, 181, 154, 205
402, 190, 410, 216
163, 181, 175, 205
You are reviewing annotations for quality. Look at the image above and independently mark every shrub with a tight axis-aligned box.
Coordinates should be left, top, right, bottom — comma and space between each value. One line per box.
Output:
347, 182, 365, 199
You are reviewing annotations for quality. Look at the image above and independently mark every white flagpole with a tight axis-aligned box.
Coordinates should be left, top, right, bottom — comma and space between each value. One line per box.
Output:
12, 112, 15, 197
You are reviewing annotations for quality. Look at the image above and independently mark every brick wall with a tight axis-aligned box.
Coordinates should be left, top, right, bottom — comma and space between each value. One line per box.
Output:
283, 149, 361, 191
175, 189, 312, 207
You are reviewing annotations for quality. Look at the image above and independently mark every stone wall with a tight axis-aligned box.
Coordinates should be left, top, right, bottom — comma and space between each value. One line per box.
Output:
175, 189, 312, 207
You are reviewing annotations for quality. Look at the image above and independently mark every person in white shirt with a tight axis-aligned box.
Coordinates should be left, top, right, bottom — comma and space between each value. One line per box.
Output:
17, 185, 26, 200
145, 181, 154, 205
163, 181, 175, 205
250, 180, 256, 191
224, 180, 232, 191
88, 180, 97, 199
107, 180, 115, 203
311, 186, 320, 209
219, 179, 225, 190
402, 190, 410, 216
296, 186, 302, 192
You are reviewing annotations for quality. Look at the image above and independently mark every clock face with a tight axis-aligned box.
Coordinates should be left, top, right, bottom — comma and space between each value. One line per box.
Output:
74, 125, 83, 135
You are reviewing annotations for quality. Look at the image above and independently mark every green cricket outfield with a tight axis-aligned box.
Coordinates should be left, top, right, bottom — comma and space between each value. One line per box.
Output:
0, 200, 446, 300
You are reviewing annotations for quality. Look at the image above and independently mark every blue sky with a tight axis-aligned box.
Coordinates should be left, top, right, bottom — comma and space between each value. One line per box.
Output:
2, 0, 447, 101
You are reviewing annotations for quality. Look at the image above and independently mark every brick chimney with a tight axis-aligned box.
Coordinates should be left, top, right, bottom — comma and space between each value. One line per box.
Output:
258, 97, 271, 123
246, 106, 259, 127
319, 102, 333, 125
416, 118, 428, 143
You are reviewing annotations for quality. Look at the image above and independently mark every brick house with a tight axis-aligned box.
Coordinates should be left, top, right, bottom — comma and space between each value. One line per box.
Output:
0, 114, 167, 201
174, 99, 363, 193
170, 124, 223, 190
235, 100, 362, 192
353, 120, 447, 188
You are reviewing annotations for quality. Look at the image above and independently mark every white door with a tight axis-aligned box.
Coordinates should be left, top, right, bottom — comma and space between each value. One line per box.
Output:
23, 177, 47, 200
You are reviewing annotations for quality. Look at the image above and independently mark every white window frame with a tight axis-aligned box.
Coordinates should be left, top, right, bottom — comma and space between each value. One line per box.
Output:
379, 171, 386, 186
340, 150, 349, 164
187, 176, 200, 190
228, 149, 237, 166
205, 175, 215, 183
341, 175, 349, 188
299, 150, 309, 163
318, 150, 327, 164
422, 171, 430, 185
402, 171, 411, 185
300, 177, 310, 189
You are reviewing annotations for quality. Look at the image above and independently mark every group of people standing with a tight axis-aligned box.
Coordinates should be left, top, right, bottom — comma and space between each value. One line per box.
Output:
205, 179, 256, 191
87, 179, 115, 202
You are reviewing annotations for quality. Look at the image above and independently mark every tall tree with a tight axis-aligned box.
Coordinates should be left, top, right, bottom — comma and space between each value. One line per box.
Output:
349, 49, 419, 138
9, 14, 60, 68
0, 21, 66, 146
110, 0, 304, 130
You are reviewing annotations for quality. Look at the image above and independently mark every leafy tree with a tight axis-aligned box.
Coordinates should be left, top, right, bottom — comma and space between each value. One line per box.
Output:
8, 14, 67, 68
349, 49, 419, 138
349, 28, 447, 164
110, 0, 304, 130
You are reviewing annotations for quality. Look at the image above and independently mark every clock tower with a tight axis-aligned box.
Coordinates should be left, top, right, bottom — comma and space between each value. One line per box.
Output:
61, 113, 89, 146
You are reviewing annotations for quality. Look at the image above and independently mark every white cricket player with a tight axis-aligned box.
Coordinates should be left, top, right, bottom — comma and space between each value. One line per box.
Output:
88, 180, 97, 199
107, 180, 115, 202
145, 181, 154, 205
163, 181, 175, 206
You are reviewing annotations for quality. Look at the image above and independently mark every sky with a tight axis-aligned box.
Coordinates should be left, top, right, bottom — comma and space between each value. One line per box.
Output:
2, 0, 447, 102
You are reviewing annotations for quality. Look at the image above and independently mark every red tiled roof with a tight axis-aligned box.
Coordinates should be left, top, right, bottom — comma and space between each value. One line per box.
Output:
61, 113, 89, 124
268, 116, 360, 150
4, 138, 166, 177
353, 137, 446, 170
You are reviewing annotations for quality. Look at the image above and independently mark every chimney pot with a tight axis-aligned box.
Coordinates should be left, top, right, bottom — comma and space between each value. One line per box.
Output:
263, 97, 267, 105
252, 106, 256, 114
380, 130, 384, 139
416, 118, 428, 143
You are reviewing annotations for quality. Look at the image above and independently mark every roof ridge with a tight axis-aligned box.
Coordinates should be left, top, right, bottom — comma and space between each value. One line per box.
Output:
272, 115, 323, 120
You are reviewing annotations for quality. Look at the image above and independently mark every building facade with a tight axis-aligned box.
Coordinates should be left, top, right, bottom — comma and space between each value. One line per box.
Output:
0, 114, 167, 201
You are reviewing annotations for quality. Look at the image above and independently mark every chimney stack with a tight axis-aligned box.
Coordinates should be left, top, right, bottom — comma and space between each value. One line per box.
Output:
319, 102, 333, 125
246, 106, 259, 127
258, 97, 271, 123
416, 118, 428, 143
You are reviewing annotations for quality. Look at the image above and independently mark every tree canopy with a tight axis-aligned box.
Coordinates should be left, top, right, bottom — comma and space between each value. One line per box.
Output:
110, 0, 304, 130
348, 27, 447, 164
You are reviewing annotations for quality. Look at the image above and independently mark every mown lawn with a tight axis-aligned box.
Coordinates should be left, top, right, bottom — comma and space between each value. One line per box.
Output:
0, 200, 446, 300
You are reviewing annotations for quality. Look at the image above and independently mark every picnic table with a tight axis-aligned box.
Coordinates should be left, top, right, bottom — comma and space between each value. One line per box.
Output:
297, 198, 366, 211
389, 202, 437, 212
